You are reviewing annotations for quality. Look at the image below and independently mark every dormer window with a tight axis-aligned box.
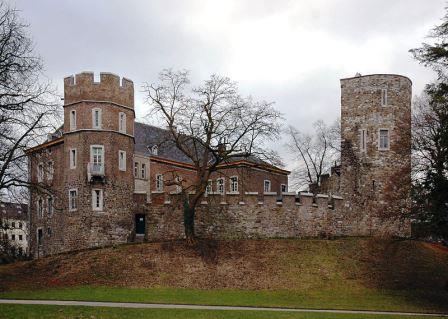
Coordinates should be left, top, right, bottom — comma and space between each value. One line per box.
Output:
119, 112, 126, 133
151, 145, 158, 156
70, 110, 76, 130
92, 108, 102, 129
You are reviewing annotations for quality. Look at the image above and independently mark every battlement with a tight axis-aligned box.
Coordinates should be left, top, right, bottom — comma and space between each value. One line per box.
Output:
64, 72, 134, 107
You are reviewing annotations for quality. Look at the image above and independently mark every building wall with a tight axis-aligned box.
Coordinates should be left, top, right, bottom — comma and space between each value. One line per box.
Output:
145, 192, 410, 241
340, 74, 412, 220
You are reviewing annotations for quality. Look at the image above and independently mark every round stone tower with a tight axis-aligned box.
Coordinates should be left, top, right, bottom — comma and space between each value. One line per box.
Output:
339, 74, 412, 234
62, 72, 135, 250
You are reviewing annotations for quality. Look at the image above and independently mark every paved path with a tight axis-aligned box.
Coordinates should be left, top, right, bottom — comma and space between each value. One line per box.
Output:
1, 299, 447, 317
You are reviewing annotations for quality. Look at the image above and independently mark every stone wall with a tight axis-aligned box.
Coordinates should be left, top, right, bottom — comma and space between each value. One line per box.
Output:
144, 192, 410, 241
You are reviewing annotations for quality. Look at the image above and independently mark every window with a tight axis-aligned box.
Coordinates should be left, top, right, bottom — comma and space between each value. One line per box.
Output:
37, 198, 43, 218
47, 196, 53, 216
119, 112, 126, 133
37, 228, 43, 246
264, 180, 271, 193
90, 145, 104, 173
37, 163, 44, 183
12, 234, 15, 241
381, 89, 388, 106
119, 150, 126, 171
69, 149, 77, 169
19, 234, 23, 241
47, 227, 52, 237
372, 180, 376, 191
69, 189, 78, 211
70, 110, 76, 130
378, 129, 390, 150
48, 161, 54, 181
230, 176, 238, 193
92, 189, 103, 211
12, 222, 15, 228
156, 174, 164, 191
175, 176, 182, 193
360, 129, 367, 152
281, 184, 287, 193
134, 162, 139, 178
18, 222, 22, 229
216, 178, 225, 194
141, 163, 146, 179
206, 180, 212, 195
92, 108, 102, 129
151, 145, 158, 156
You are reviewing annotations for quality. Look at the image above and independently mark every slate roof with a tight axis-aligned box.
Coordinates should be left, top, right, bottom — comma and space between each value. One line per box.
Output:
134, 122, 288, 174
134, 122, 194, 164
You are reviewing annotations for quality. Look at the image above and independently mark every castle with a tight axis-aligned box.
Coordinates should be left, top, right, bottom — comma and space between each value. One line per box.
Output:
26, 72, 412, 258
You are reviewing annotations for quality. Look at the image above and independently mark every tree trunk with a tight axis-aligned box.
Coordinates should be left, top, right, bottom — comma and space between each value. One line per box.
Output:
183, 199, 196, 244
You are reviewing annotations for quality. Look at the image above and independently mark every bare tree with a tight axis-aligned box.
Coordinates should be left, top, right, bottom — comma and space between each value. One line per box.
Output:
143, 69, 282, 242
0, 3, 60, 201
287, 119, 340, 192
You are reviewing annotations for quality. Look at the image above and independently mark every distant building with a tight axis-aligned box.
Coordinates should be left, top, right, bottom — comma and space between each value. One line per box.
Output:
0, 202, 29, 256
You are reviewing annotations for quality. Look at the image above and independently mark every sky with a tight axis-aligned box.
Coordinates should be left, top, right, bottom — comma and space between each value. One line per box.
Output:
9, 0, 446, 168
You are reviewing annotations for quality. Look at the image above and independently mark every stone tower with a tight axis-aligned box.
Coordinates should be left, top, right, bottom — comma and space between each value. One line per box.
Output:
339, 74, 412, 235
62, 72, 135, 250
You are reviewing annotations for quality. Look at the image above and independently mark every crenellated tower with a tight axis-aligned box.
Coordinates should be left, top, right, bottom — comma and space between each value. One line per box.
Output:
61, 72, 135, 249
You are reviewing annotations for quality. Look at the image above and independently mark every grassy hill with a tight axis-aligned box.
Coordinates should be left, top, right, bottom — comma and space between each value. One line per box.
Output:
0, 238, 447, 315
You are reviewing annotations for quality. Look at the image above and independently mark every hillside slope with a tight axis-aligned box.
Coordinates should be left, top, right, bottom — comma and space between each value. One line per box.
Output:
0, 238, 447, 312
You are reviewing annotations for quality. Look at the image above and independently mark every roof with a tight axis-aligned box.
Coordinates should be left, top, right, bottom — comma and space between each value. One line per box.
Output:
134, 122, 193, 164
134, 122, 289, 175
0, 202, 28, 221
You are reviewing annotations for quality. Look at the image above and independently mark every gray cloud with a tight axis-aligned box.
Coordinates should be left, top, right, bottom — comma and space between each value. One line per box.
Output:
10, 0, 445, 168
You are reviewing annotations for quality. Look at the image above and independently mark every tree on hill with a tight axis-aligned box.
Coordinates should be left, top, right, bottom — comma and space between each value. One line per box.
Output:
410, 10, 448, 238
143, 69, 282, 242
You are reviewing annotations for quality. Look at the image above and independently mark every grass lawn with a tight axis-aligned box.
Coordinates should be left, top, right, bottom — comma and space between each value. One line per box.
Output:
0, 285, 447, 314
0, 304, 447, 319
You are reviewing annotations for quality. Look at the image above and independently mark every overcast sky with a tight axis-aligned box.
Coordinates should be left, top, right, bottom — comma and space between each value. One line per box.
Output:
10, 0, 446, 167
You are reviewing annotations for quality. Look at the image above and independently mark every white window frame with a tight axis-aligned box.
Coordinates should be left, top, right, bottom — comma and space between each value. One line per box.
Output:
92, 107, 102, 129
360, 129, 367, 152
134, 161, 139, 178
47, 161, 54, 181
68, 188, 78, 212
156, 174, 164, 191
118, 150, 126, 171
264, 180, 271, 193
70, 110, 76, 131
90, 145, 104, 169
230, 176, 238, 193
69, 148, 77, 169
206, 180, 213, 195
378, 128, 390, 151
281, 184, 287, 193
216, 178, 225, 195
151, 145, 158, 156
47, 196, 53, 216
92, 189, 104, 211
119, 112, 126, 133
37, 163, 44, 183
381, 89, 388, 107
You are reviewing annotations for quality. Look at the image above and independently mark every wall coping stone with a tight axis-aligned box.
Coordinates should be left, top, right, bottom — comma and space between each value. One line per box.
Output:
282, 192, 296, 196
332, 195, 343, 200
316, 194, 329, 198
151, 190, 164, 194
264, 192, 277, 196
300, 192, 314, 197
245, 192, 258, 195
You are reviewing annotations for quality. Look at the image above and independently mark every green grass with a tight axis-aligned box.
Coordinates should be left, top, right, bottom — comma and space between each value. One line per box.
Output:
0, 304, 446, 319
0, 286, 446, 314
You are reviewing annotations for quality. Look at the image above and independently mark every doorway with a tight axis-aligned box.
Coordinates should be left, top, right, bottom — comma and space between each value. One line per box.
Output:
135, 214, 146, 235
